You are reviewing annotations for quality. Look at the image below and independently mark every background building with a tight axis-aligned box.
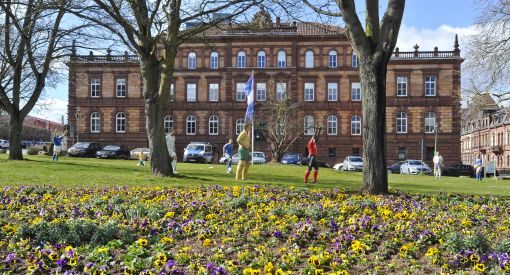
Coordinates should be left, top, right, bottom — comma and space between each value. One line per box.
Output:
0, 114, 64, 141
67, 14, 463, 166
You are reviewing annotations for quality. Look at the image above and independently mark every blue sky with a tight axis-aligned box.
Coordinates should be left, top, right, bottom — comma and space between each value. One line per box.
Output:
33, 0, 480, 122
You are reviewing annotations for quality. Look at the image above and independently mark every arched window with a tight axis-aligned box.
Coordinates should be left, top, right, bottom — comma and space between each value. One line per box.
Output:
396, 112, 408, 133
90, 112, 100, 133
188, 52, 196, 69
236, 118, 244, 135
425, 112, 436, 133
277, 50, 286, 68
304, 115, 315, 135
305, 50, 314, 68
186, 115, 196, 135
352, 51, 358, 67
328, 50, 337, 68
210, 51, 219, 69
327, 115, 337, 135
164, 115, 173, 134
116, 112, 126, 133
209, 115, 219, 135
257, 51, 266, 68
237, 51, 246, 68
351, 115, 361, 135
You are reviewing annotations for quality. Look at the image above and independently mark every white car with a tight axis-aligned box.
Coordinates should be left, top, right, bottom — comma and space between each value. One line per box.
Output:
332, 163, 344, 170
400, 160, 432, 175
219, 151, 267, 165
0, 139, 9, 149
342, 156, 364, 171
130, 148, 151, 160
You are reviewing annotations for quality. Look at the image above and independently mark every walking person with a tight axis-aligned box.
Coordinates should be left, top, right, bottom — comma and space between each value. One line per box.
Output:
304, 126, 322, 184
52, 128, 67, 161
236, 124, 251, 180
432, 152, 443, 179
166, 129, 178, 174
474, 155, 483, 181
223, 139, 234, 173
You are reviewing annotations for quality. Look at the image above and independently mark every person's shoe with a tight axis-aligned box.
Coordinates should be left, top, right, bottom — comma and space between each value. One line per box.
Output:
312, 181, 317, 184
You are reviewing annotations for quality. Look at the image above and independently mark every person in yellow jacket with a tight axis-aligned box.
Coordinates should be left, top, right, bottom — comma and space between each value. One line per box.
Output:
236, 123, 251, 180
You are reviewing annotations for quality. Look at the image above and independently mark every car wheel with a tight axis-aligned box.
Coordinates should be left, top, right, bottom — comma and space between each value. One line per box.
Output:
387, 169, 392, 174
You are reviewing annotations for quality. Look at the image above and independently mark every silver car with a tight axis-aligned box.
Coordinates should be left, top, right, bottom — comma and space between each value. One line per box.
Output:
0, 139, 9, 149
130, 148, 151, 160
342, 156, 364, 171
400, 160, 432, 175
219, 151, 267, 165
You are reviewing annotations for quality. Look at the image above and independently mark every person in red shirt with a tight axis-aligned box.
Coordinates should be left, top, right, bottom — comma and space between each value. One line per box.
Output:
304, 126, 321, 184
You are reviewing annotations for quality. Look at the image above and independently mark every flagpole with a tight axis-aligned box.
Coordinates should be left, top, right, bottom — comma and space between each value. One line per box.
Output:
251, 70, 254, 162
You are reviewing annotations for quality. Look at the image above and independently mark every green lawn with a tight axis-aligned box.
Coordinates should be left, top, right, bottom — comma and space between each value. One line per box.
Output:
1, 154, 509, 196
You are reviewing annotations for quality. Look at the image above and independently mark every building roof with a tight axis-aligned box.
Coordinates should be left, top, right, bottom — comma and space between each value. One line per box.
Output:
463, 93, 500, 123
197, 21, 345, 37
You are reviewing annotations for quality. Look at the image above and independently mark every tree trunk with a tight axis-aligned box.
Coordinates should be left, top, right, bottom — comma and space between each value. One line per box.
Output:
8, 113, 23, 160
360, 61, 388, 194
140, 57, 172, 176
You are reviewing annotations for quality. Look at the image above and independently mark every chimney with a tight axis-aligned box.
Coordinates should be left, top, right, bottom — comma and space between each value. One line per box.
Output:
276, 17, 281, 27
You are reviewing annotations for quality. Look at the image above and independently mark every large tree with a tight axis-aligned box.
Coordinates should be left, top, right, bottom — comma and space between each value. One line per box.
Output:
73, 0, 259, 176
304, 0, 405, 194
0, 0, 73, 160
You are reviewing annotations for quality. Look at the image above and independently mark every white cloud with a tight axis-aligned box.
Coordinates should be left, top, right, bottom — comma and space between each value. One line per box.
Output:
29, 98, 67, 124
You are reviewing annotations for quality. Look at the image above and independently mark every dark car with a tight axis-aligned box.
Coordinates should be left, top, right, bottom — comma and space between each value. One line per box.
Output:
281, 153, 302, 165
96, 145, 130, 159
68, 142, 102, 157
301, 157, 330, 168
442, 164, 475, 177
387, 161, 404, 174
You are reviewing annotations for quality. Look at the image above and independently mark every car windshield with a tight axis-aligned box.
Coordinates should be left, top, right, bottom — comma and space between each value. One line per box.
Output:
284, 154, 298, 158
408, 160, 423, 165
104, 145, 120, 150
73, 142, 90, 149
349, 157, 363, 162
187, 144, 204, 151
252, 152, 264, 158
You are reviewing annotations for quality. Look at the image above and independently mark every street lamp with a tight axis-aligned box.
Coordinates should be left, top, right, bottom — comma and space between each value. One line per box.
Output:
434, 122, 439, 154
75, 106, 81, 143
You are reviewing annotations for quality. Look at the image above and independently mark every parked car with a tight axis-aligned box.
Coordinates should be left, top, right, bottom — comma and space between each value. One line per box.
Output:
400, 160, 432, 175
442, 164, 475, 177
0, 139, 9, 149
387, 161, 404, 174
130, 148, 151, 160
96, 145, 130, 159
68, 142, 102, 157
333, 162, 343, 170
183, 142, 213, 163
301, 157, 330, 168
220, 151, 267, 165
342, 156, 364, 171
21, 141, 33, 149
281, 153, 301, 165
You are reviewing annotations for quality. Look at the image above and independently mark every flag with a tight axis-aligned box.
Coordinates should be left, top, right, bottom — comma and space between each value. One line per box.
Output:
244, 72, 254, 122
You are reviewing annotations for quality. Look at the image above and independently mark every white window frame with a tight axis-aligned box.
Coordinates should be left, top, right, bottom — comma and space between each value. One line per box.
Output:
351, 82, 361, 101
304, 115, 315, 135
236, 118, 244, 135
186, 83, 197, 102
236, 83, 246, 101
396, 76, 408, 97
116, 112, 126, 133
90, 112, 100, 133
256, 83, 266, 101
396, 112, 408, 134
164, 115, 173, 134
327, 115, 337, 135
90, 78, 100, 98
425, 76, 437, 96
209, 115, 219, 135
116, 78, 126, 97
277, 50, 286, 68
186, 115, 196, 135
351, 115, 361, 135
304, 82, 314, 102
209, 83, 219, 102
257, 51, 266, 68
276, 82, 286, 101
210, 51, 218, 69
237, 51, 246, 68
188, 52, 196, 69
305, 50, 314, 68
352, 51, 358, 67
327, 82, 338, 101
328, 50, 337, 68
425, 112, 436, 134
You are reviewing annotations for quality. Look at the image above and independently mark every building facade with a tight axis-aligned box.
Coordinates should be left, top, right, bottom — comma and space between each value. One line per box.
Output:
67, 18, 463, 166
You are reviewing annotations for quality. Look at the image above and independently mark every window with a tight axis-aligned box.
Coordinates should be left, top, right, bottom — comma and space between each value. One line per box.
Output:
328, 50, 337, 68
116, 112, 126, 133
237, 51, 246, 68
426, 147, 434, 161
305, 50, 314, 68
352, 51, 358, 67
327, 115, 337, 135
236, 118, 244, 135
304, 115, 315, 135
170, 83, 175, 101
327, 82, 338, 101
188, 52, 196, 69
236, 83, 246, 101
351, 82, 361, 101
396, 76, 408, 96
164, 115, 173, 134
186, 115, 196, 135
257, 51, 266, 68
425, 112, 436, 133
396, 112, 408, 133
209, 115, 219, 135
90, 78, 100, 97
398, 147, 406, 161
328, 147, 336, 157
187, 83, 197, 102
276, 82, 286, 101
352, 147, 360, 156
256, 83, 266, 101
90, 112, 100, 133
209, 83, 219, 102
425, 76, 436, 96
277, 50, 286, 68
351, 115, 361, 135
116, 78, 126, 97
304, 82, 314, 101
210, 51, 218, 69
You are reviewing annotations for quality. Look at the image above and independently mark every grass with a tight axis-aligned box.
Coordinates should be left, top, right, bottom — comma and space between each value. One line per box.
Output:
1, 154, 509, 196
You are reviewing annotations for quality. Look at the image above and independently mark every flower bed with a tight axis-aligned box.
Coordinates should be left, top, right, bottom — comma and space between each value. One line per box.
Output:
1, 186, 510, 274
